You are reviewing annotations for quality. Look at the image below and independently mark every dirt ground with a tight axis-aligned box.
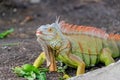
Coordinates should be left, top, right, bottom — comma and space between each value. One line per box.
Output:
0, 0, 120, 80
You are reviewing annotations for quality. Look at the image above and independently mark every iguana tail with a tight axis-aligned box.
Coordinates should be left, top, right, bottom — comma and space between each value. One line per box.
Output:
109, 33, 120, 57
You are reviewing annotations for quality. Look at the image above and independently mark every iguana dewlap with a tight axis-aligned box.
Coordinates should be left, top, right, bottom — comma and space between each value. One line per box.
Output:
34, 20, 120, 76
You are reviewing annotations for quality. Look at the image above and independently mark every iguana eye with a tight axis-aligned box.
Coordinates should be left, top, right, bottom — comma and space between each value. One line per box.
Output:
48, 28, 53, 32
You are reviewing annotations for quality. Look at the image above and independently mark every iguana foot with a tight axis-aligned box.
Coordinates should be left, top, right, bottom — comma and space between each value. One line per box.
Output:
63, 74, 71, 80
100, 48, 115, 66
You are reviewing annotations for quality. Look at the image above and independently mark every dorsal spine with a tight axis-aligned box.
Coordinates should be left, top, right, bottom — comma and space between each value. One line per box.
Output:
59, 21, 109, 39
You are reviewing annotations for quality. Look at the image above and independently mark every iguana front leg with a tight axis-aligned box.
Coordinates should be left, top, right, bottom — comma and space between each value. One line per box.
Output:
33, 51, 57, 72
33, 52, 46, 68
69, 54, 85, 76
33, 52, 85, 76
100, 48, 115, 66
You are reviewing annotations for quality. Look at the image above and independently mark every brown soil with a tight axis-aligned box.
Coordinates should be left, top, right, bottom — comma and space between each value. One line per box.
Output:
0, 0, 120, 80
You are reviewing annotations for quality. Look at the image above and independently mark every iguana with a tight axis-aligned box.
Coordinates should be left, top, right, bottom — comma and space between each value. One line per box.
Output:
33, 19, 120, 76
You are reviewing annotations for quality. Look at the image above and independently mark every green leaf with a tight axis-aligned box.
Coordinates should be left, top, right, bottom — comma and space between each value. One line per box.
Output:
37, 72, 47, 80
25, 76, 35, 80
22, 64, 41, 74
0, 28, 14, 39
13, 68, 25, 77
57, 65, 67, 73
30, 71, 36, 79
22, 64, 35, 72
39, 68, 49, 72
13, 64, 48, 80
24, 71, 36, 80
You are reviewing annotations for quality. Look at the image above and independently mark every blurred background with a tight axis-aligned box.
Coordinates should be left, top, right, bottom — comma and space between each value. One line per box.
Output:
0, 0, 120, 39
0, 0, 120, 80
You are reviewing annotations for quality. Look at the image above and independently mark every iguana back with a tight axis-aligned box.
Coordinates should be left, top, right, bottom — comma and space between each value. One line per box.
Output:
59, 21, 120, 67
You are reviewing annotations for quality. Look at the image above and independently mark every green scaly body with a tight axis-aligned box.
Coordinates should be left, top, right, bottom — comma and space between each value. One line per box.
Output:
57, 34, 120, 68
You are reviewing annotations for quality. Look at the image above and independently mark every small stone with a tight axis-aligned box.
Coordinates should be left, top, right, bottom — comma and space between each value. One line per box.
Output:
2, 12, 6, 17
19, 33, 29, 38
13, 8, 17, 13
30, 0, 41, 3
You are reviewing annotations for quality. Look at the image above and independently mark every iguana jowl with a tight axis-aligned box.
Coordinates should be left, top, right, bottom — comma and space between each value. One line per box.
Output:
34, 20, 120, 76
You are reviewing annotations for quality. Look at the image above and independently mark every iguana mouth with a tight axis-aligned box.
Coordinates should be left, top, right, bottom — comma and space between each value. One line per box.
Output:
36, 31, 42, 34
36, 31, 42, 36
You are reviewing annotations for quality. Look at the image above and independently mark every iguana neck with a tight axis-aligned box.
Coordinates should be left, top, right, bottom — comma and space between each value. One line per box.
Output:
49, 36, 69, 51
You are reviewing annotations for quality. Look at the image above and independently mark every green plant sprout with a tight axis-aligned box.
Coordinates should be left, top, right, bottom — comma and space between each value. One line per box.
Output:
0, 28, 14, 39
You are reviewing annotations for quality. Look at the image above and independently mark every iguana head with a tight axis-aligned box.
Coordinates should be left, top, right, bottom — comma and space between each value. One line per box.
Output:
36, 24, 59, 40
36, 20, 64, 46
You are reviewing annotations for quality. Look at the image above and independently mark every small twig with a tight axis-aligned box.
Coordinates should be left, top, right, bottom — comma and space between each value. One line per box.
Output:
20, 16, 33, 25
1, 42, 20, 46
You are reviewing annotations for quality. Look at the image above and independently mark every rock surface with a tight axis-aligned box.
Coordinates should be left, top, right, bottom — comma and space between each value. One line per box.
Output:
69, 60, 120, 80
